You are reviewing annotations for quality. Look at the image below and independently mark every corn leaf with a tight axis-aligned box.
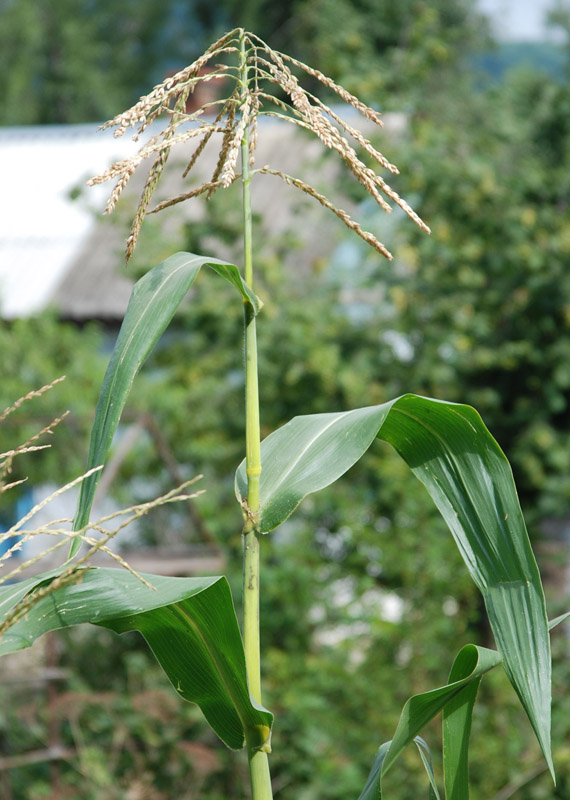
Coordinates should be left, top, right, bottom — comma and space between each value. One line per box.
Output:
235, 394, 553, 775
0, 567, 272, 751
442, 653, 482, 800
358, 736, 440, 800
71, 252, 258, 555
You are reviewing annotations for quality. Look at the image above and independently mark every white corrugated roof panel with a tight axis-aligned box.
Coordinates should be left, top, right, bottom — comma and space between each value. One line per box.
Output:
0, 124, 144, 318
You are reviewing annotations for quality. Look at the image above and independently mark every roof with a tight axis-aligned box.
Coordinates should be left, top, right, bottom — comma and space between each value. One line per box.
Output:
0, 124, 146, 319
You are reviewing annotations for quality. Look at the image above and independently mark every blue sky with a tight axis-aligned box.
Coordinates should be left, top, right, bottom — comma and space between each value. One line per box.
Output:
477, 0, 560, 41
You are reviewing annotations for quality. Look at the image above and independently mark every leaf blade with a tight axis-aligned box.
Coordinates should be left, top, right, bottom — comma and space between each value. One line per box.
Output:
72, 252, 257, 553
235, 404, 390, 531
381, 396, 552, 776
442, 649, 485, 800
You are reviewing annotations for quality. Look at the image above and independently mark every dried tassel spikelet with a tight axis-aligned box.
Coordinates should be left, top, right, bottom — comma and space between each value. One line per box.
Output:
182, 95, 235, 178
1, 379, 68, 492
1, 478, 28, 494
249, 92, 260, 167
260, 168, 393, 259
220, 94, 251, 187
306, 106, 430, 232
256, 91, 293, 116
248, 33, 385, 129
102, 29, 240, 137
131, 69, 231, 142
126, 85, 192, 260
273, 69, 395, 217
207, 91, 239, 197
307, 92, 399, 174
91, 124, 224, 215
0, 376, 66, 423
0, 475, 203, 638
90, 125, 222, 186
249, 47, 425, 227
104, 163, 139, 214
149, 179, 238, 215
289, 58, 384, 127
1, 411, 69, 481
125, 148, 169, 261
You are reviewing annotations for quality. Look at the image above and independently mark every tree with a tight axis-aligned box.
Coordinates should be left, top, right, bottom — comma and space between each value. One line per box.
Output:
376, 70, 570, 522
0, 0, 203, 124
0, 0, 489, 124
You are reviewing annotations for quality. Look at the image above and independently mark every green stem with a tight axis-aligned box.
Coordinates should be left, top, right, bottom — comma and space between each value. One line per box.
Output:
239, 30, 273, 800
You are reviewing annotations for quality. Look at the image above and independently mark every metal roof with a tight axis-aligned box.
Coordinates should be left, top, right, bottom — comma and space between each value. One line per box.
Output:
0, 124, 144, 319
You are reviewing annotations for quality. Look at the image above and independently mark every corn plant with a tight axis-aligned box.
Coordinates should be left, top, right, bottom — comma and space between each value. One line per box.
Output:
0, 28, 567, 800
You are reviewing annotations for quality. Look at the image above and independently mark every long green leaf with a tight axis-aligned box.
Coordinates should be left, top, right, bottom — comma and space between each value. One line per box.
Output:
71, 252, 259, 554
235, 394, 553, 775
0, 567, 272, 751
442, 649, 482, 800
415, 737, 442, 800
358, 736, 440, 800
359, 646, 500, 800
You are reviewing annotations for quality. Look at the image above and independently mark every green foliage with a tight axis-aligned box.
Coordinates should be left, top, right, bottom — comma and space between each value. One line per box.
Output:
0, 314, 105, 493
289, 0, 490, 105
0, 0, 489, 125
0, 0, 205, 125
0, 634, 245, 799
372, 71, 570, 522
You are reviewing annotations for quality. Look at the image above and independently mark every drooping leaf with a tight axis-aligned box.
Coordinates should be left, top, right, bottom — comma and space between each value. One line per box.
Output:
235, 394, 553, 775
235, 404, 386, 533
427, 614, 569, 800
0, 567, 272, 751
358, 736, 440, 800
358, 740, 390, 800
71, 252, 259, 555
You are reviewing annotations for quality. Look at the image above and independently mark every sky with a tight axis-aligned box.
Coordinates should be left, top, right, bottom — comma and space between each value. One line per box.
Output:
477, 0, 560, 41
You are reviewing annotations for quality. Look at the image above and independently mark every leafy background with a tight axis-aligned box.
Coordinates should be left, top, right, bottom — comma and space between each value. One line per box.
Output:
1, 1, 570, 798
